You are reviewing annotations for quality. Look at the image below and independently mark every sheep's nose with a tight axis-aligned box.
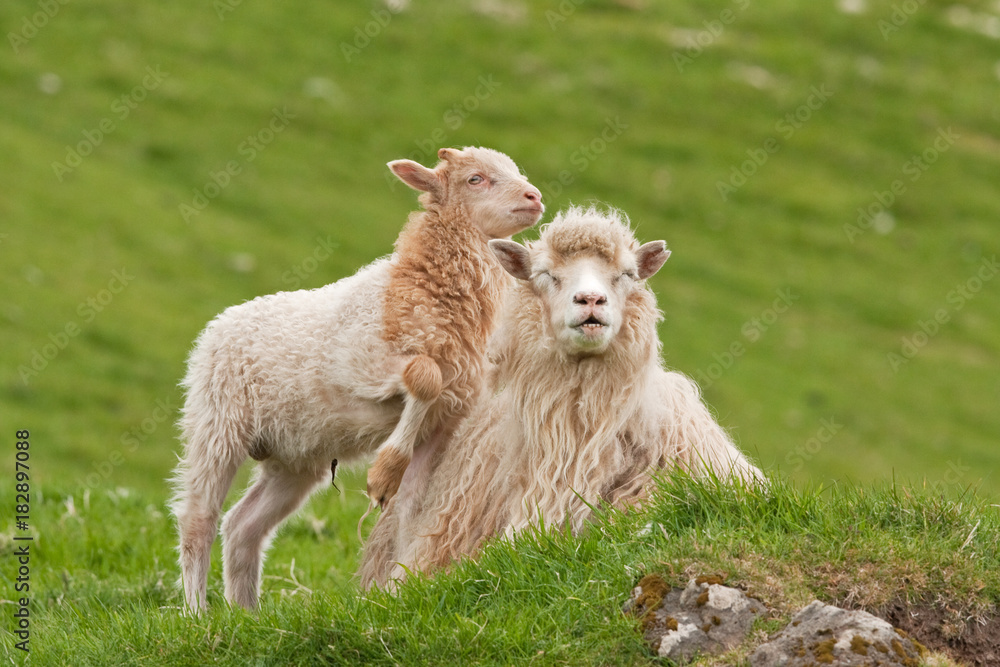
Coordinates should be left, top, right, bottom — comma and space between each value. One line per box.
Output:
524, 188, 541, 204
574, 292, 607, 307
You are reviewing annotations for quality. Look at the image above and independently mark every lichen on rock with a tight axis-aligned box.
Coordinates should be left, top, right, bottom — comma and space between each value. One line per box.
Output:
624, 575, 766, 663
749, 600, 928, 667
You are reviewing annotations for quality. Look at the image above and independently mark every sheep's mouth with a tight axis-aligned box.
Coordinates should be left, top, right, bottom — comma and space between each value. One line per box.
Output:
512, 205, 544, 215
575, 315, 606, 331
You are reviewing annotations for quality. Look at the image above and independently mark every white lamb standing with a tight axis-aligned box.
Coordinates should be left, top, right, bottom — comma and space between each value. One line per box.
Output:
360, 205, 764, 589
171, 147, 543, 611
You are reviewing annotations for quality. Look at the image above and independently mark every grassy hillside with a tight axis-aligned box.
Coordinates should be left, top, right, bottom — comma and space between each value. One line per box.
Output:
5, 474, 998, 665
2, 0, 999, 662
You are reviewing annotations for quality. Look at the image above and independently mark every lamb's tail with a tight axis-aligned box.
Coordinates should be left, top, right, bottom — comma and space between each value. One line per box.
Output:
170, 352, 249, 613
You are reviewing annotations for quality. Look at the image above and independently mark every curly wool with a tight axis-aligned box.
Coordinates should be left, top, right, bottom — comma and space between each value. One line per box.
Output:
382, 203, 508, 425
538, 205, 638, 267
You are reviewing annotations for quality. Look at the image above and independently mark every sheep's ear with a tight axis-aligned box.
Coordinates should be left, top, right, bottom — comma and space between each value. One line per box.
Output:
437, 147, 460, 162
636, 241, 670, 279
488, 239, 532, 281
388, 159, 440, 193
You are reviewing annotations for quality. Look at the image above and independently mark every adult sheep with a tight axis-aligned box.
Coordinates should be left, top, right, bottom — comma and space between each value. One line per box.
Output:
171, 147, 543, 611
360, 205, 763, 589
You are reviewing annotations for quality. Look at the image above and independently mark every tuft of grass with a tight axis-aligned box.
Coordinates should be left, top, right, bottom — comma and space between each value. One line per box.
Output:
4, 472, 996, 665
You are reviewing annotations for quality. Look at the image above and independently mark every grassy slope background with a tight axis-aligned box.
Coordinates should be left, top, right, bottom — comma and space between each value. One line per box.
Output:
1, 0, 999, 663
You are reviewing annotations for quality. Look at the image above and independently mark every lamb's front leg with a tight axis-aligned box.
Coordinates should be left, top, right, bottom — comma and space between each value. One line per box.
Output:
367, 354, 442, 508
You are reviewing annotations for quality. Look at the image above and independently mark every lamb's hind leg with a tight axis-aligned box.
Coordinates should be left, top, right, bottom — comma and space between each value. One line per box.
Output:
221, 462, 325, 610
173, 424, 244, 614
367, 354, 442, 508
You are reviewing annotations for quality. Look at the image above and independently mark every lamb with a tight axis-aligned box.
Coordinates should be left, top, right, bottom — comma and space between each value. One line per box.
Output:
359, 205, 763, 589
171, 146, 544, 611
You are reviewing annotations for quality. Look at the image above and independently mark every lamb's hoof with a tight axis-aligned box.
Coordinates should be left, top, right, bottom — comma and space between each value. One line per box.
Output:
367, 448, 411, 509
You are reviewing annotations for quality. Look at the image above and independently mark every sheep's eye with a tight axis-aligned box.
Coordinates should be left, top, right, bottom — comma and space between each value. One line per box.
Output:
536, 271, 559, 287
615, 270, 638, 283
468, 174, 484, 185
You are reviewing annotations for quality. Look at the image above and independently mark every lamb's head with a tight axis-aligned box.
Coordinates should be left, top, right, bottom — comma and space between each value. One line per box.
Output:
490, 206, 670, 356
388, 147, 543, 239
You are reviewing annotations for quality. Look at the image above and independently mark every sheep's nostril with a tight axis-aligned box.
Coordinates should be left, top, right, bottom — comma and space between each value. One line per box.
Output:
574, 292, 607, 307
525, 191, 540, 203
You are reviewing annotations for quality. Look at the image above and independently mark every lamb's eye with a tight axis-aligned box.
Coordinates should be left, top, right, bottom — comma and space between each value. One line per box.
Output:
468, 174, 484, 185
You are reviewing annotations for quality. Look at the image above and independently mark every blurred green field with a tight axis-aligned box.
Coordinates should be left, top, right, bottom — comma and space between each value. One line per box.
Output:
2, 0, 998, 501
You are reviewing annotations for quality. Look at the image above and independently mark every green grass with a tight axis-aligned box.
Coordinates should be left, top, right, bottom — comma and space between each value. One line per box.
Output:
2, 0, 1000, 663
3, 472, 997, 665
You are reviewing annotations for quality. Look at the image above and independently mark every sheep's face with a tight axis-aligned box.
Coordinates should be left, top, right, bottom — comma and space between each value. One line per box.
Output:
490, 216, 670, 357
389, 147, 543, 239
537, 253, 630, 354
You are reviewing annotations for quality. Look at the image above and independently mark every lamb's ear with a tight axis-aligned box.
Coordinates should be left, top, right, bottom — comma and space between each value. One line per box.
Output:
488, 239, 532, 281
388, 159, 440, 193
437, 147, 460, 162
636, 241, 671, 279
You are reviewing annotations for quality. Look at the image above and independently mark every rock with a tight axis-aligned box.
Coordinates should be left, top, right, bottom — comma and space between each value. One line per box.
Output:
624, 574, 767, 663
750, 600, 929, 667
